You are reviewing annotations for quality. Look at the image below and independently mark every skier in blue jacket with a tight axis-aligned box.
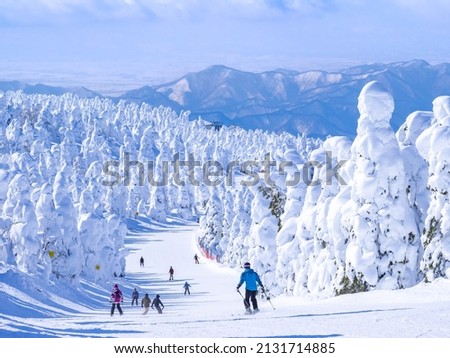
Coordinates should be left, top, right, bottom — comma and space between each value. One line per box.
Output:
236, 262, 265, 313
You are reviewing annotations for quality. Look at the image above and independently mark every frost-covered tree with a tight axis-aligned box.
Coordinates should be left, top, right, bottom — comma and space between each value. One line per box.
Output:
274, 149, 307, 294
299, 137, 351, 297
222, 186, 254, 268
51, 170, 82, 280
105, 214, 127, 278
178, 184, 194, 220
148, 150, 170, 222
336, 81, 421, 293
35, 183, 57, 280
78, 188, 108, 280
0, 217, 13, 269
290, 147, 327, 295
217, 189, 234, 257
416, 96, 450, 280
5, 174, 40, 273
248, 184, 285, 289
396, 111, 433, 227
196, 189, 223, 260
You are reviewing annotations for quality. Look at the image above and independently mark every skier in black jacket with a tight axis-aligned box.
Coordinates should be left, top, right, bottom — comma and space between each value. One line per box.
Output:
151, 294, 165, 314
131, 288, 139, 306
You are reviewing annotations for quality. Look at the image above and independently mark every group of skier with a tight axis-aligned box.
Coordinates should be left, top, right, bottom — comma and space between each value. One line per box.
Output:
110, 285, 165, 316
133, 290, 163, 314
110, 254, 201, 316
111, 254, 266, 316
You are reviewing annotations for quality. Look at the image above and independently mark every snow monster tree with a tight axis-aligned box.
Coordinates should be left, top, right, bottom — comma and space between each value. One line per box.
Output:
336, 81, 421, 293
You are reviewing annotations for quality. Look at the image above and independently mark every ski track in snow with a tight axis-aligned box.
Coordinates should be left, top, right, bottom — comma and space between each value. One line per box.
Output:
1, 216, 450, 338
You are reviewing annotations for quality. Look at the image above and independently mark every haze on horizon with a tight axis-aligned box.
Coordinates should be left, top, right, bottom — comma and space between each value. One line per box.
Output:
1, 0, 449, 95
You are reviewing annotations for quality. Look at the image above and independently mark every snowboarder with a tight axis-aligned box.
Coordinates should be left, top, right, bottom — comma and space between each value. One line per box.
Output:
140, 256, 144, 267
183, 281, 191, 295
194, 254, 199, 264
236, 262, 264, 314
169, 266, 174, 281
110, 283, 124, 316
131, 288, 139, 306
141, 293, 151, 315
151, 294, 164, 314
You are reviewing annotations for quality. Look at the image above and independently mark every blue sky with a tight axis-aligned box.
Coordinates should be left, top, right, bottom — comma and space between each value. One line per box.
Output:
1, 0, 449, 92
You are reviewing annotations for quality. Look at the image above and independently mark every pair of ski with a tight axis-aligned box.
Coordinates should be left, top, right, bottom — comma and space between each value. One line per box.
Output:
244, 308, 258, 315
237, 289, 275, 313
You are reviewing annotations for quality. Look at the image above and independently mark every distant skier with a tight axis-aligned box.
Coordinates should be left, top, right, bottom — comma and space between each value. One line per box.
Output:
151, 294, 165, 314
236, 262, 264, 314
140, 256, 144, 267
183, 281, 191, 295
194, 254, 199, 264
110, 283, 124, 316
131, 288, 139, 306
169, 266, 174, 281
141, 293, 151, 315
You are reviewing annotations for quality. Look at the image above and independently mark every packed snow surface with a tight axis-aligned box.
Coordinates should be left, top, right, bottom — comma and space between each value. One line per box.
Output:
1, 217, 450, 338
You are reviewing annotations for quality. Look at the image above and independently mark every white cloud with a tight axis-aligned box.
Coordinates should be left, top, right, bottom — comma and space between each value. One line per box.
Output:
1, 0, 449, 76
6, 0, 448, 24
0, 0, 126, 23
390, 0, 450, 18
0, 0, 339, 24
394, 0, 450, 9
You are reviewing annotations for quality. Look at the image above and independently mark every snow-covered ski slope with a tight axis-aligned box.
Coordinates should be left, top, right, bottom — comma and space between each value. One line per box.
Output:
1, 215, 450, 338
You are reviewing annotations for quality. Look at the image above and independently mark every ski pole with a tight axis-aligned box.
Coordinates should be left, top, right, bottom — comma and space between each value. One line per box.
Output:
262, 290, 275, 310
237, 289, 250, 309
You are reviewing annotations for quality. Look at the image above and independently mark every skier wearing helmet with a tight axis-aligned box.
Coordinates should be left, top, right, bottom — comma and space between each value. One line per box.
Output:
110, 283, 124, 316
236, 262, 264, 314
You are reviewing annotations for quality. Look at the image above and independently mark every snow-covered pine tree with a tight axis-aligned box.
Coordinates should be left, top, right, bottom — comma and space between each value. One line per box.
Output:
301, 137, 351, 297
148, 149, 170, 222
416, 96, 450, 280
291, 147, 327, 296
35, 182, 57, 280
337, 81, 421, 293
196, 188, 223, 260
274, 149, 307, 295
217, 189, 234, 258
248, 183, 285, 290
222, 186, 254, 268
50, 169, 82, 280
396, 111, 433, 228
6, 174, 40, 273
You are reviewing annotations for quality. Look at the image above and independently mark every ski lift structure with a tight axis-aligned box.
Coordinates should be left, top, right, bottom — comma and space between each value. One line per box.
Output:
204, 121, 223, 131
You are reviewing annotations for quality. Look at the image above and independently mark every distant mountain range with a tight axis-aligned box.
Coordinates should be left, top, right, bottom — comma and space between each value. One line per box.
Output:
2, 60, 450, 137
0, 80, 99, 98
